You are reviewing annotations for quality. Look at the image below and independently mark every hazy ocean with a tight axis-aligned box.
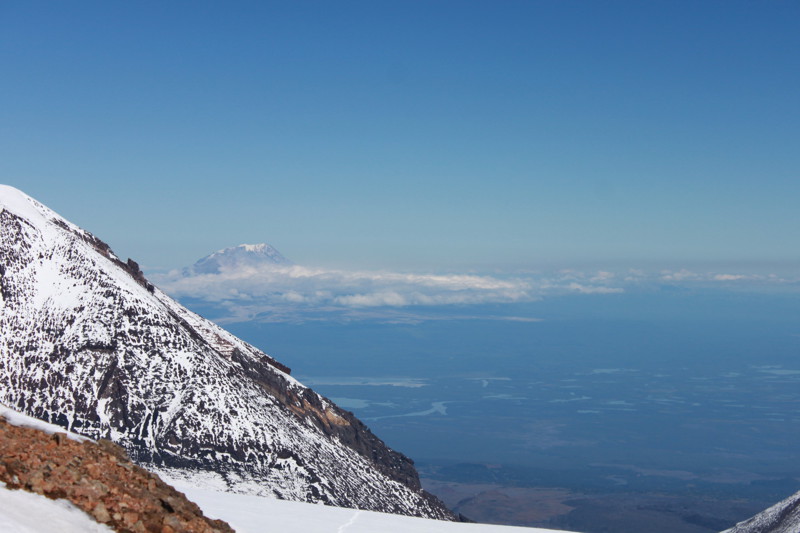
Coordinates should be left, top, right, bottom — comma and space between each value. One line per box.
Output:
216, 289, 799, 531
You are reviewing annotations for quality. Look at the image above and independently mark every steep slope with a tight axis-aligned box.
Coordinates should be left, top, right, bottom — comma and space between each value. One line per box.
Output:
0, 185, 453, 519
721, 491, 800, 533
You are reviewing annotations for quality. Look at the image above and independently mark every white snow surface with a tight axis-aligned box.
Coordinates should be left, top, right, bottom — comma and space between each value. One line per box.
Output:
0, 185, 65, 231
0, 483, 113, 533
167, 478, 574, 533
0, 403, 90, 442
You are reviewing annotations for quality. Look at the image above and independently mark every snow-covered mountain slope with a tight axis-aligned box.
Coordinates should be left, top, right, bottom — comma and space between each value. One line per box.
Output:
187, 243, 293, 275
721, 490, 800, 533
0, 185, 453, 519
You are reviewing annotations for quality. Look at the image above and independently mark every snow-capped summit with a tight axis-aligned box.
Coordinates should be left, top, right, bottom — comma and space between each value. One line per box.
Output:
188, 243, 292, 275
0, 185, 453, 520
0, 184, 85, 238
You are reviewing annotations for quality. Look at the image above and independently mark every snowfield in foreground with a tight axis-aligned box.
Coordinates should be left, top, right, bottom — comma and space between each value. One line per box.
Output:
0, 484, 113, 533
167, 478, 573, 533
0, 479, 574, 533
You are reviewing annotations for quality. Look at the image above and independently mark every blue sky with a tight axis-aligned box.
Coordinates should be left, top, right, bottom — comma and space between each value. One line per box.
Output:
2, 1, 798, 272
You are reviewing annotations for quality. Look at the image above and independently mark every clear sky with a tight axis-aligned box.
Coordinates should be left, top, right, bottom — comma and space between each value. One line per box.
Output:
1, 1, 798, 271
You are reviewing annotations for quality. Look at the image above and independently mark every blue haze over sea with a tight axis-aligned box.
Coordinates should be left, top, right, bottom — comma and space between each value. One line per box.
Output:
209, 289, 800, 505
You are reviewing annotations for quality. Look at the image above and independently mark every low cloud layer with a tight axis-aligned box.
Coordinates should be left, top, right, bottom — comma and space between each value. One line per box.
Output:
156, 265, 536, 308
151, 263, 798, 323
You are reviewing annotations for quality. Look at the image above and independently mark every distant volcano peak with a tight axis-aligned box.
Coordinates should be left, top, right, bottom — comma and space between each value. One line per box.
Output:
189, 242, 293, 275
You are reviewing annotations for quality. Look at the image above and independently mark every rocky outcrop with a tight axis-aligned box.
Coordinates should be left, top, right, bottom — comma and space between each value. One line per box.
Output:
0, 414, 233, 533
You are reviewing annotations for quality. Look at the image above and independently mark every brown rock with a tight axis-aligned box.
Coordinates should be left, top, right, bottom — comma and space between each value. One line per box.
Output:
93, 502, 111, 523
162, 514, 183, 530
122, 511, 139, 526
0, 417, 235, 533
27, 471, 45, 494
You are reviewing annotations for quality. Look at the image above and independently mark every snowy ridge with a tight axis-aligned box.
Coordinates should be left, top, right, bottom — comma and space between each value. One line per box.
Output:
0, 402, 90, 442
721, 490, 800, 533
0, 185, 85, 239
0, 185, 452, 519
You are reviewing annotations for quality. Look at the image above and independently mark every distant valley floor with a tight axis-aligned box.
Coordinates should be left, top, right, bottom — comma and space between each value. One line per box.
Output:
422, 474, 775, 533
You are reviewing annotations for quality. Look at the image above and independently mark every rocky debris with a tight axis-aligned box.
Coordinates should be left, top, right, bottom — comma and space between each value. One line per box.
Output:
0, 415, 234, 533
